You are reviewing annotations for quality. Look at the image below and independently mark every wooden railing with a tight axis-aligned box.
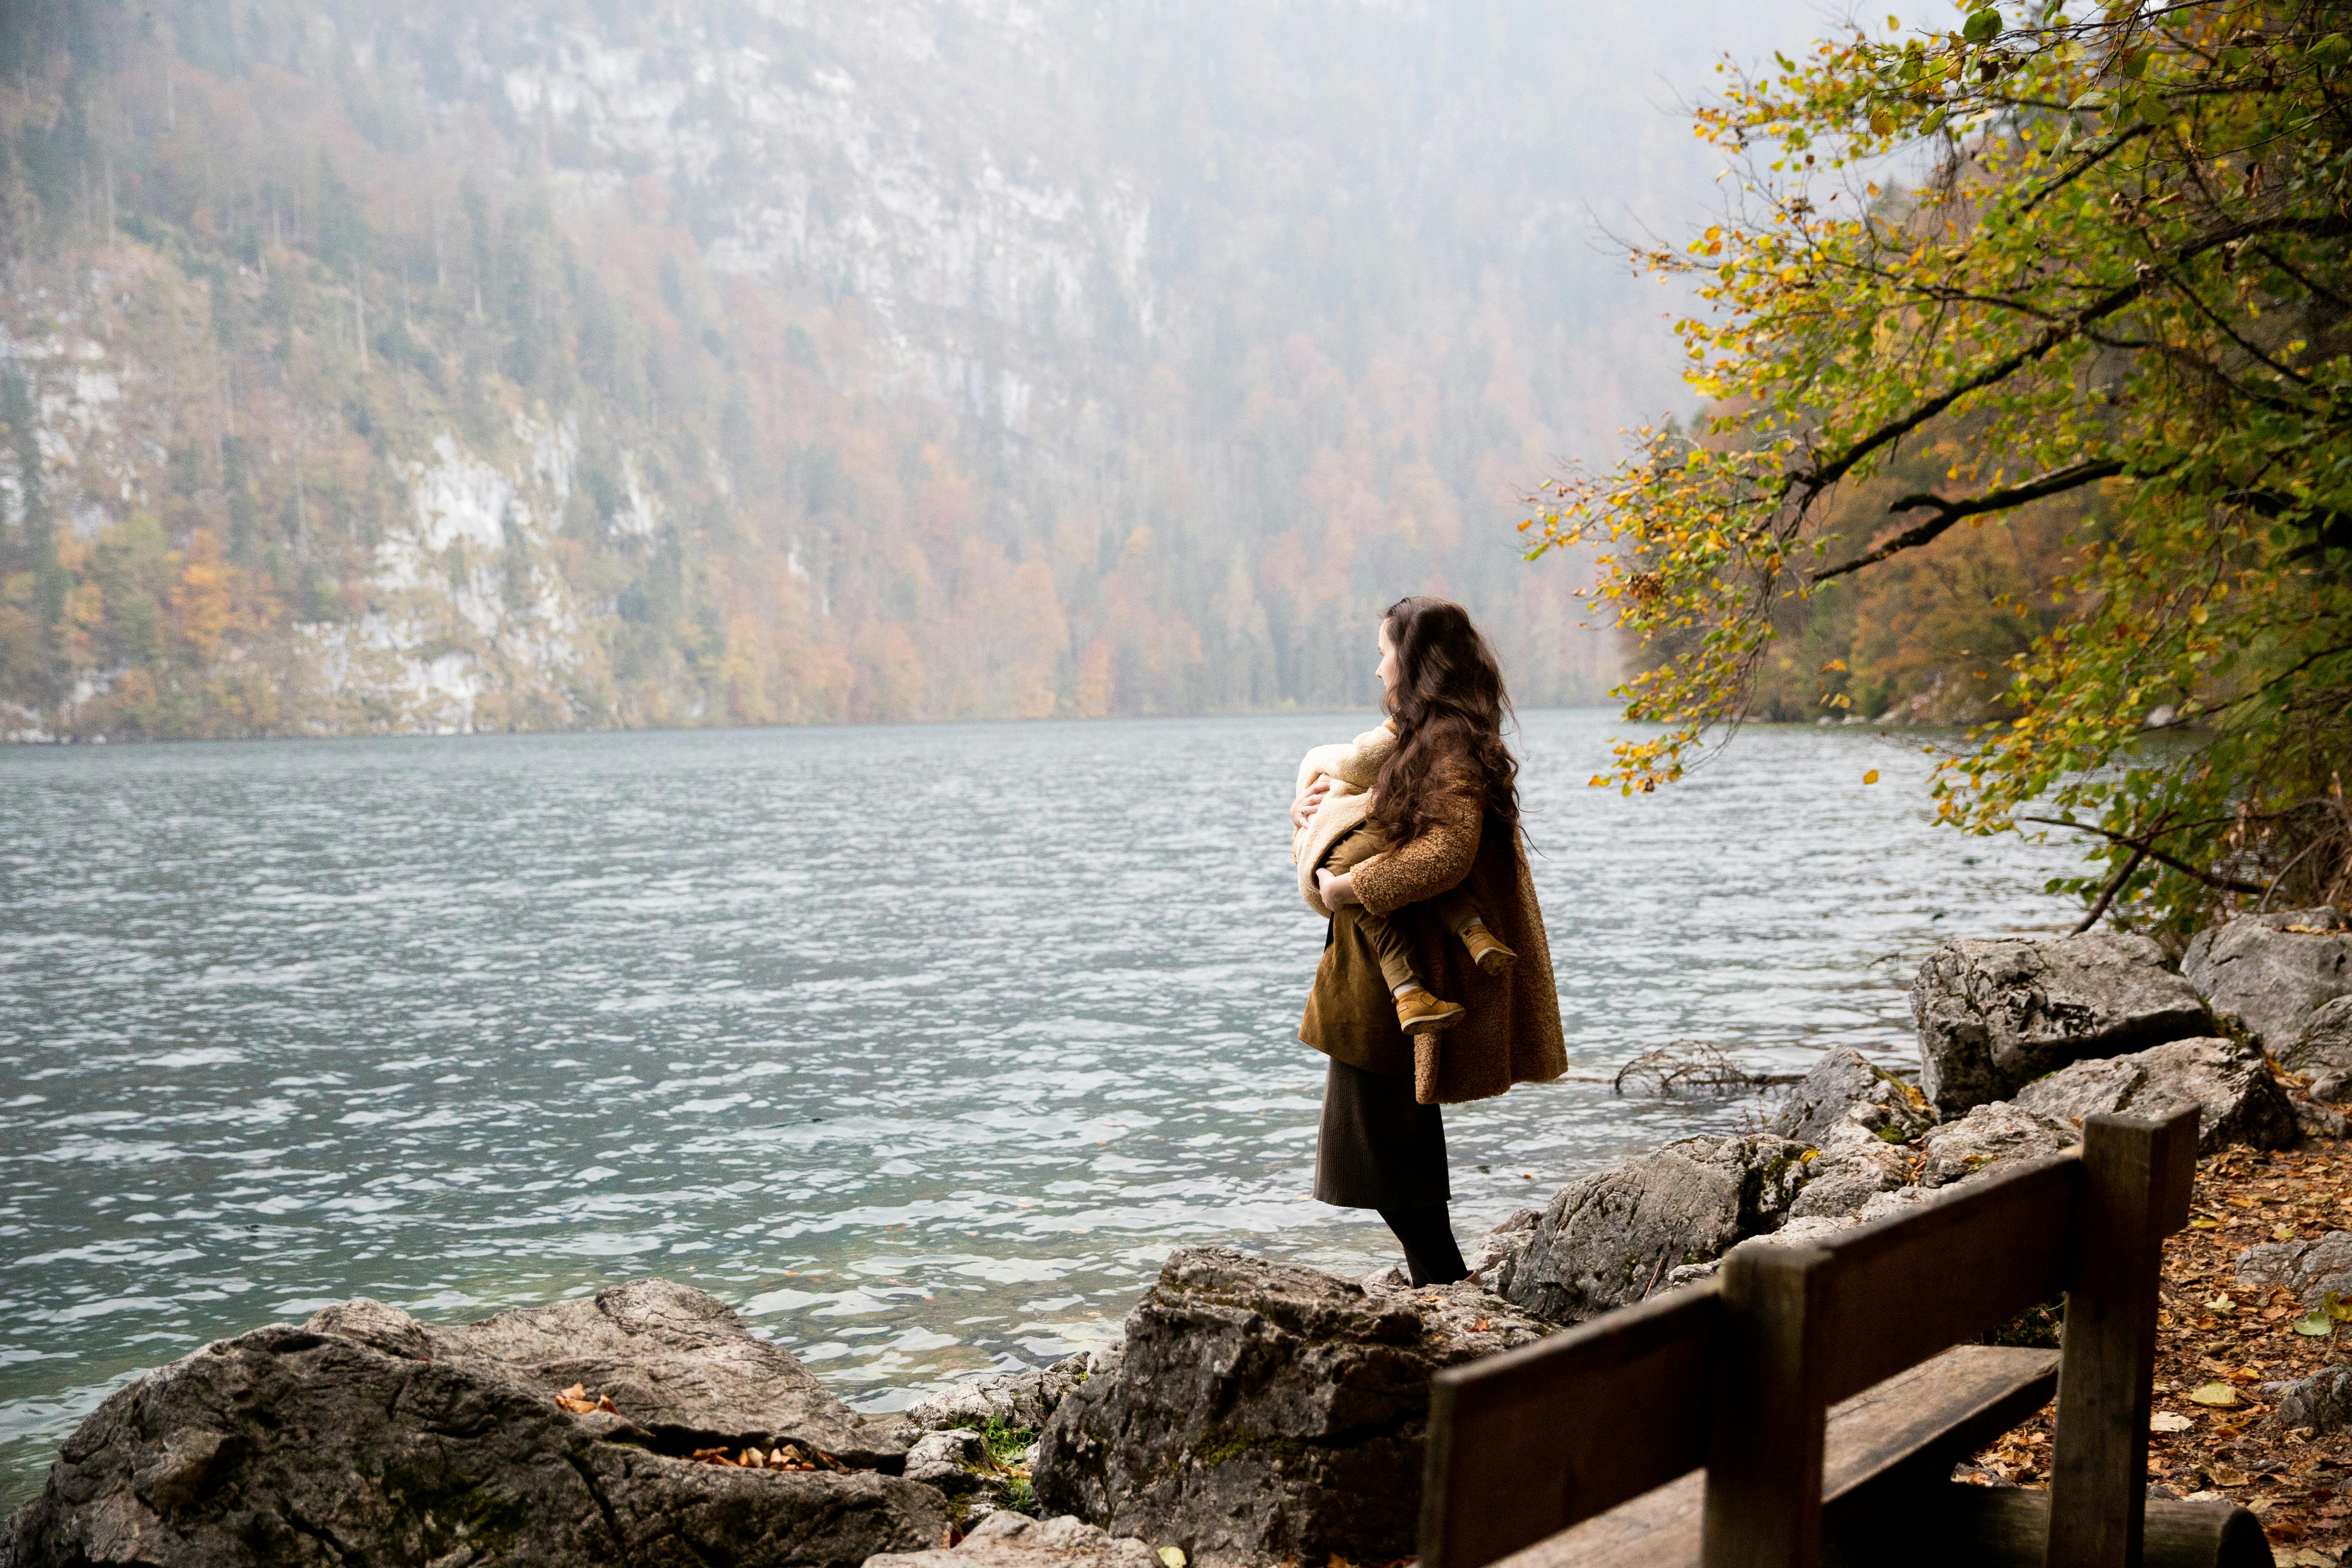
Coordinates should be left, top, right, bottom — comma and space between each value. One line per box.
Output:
1420, 1109, 2277, 1568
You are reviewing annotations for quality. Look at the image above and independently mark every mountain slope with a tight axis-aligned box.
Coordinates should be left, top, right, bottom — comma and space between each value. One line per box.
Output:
0, 0, 1744, 738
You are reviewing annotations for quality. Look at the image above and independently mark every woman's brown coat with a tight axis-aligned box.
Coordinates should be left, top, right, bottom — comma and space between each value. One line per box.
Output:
1297, 755, 1567, 1104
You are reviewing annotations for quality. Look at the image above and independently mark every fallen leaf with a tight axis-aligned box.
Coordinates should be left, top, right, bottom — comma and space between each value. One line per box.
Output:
2189, 1382, 2242, 1407
1160, 1549, 1188, 1568
561, 1384, 588, 1400
1471, 1318, 1491, 1332
2275, 1225, 2301, 1242
2190, 1216, 2223, 1229
2328, 1290, 2352, 1323
2207, 1294, 2237, 1315
2150, 1411, 2194, 1433
2295, 1311, 2335, 1336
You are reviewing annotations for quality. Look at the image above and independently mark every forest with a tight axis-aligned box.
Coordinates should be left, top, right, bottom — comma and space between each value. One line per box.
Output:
0, 0, 1645, 740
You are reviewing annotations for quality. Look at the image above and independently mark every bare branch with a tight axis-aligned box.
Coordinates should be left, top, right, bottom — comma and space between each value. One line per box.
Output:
2022, 815, 2267, 894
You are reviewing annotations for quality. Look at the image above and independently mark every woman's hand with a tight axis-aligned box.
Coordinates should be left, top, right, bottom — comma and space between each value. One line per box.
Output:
1290, 775, 1332, 832
1316, 868, 1361, 907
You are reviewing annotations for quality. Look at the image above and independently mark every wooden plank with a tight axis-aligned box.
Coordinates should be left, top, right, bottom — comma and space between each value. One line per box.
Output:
2044, 1109, 2200, 1568
1811, 1151, 2079, 1406
1701, 1245, 1832, 1568
1419, 1280, 1719, 1568
1849, 1485, 2273, 1568
1490, 1345, 2059, 1568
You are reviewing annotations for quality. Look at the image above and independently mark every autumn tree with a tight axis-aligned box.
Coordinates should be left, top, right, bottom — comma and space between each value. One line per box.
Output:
1534, 0, 2352, 933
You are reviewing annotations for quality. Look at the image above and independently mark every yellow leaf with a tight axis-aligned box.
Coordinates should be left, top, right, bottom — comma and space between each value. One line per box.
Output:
1160, 1550, 1189, 1568
1863, 770, 1880, 785
2187, 1382, 2240, 1407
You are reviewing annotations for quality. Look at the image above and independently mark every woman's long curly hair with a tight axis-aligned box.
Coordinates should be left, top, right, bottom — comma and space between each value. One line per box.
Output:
1367, 596, 1519, 846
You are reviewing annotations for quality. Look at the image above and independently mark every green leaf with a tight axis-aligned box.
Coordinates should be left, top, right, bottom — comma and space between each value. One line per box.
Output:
1962, 8, 2002, 43
2294, 1310, 2335, 1336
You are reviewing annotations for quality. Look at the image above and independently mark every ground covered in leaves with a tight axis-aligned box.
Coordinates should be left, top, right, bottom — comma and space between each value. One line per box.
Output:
1961, 1141, 2352, 1565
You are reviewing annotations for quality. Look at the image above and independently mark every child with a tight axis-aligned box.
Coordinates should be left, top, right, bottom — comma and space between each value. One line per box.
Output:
1292, 720, 1516, 1040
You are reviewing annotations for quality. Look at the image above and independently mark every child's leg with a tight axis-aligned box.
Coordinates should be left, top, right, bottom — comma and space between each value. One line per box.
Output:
1433, 885, 1517, 975
1355, 909, 1422, 995
1431, 885, 1487, 937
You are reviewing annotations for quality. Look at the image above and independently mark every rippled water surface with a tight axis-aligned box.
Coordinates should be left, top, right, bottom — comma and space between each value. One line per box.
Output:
0, 711, 2079, 1504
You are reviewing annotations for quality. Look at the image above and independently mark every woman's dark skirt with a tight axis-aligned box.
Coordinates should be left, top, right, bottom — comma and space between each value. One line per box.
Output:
1313, 1055, 1452, 1210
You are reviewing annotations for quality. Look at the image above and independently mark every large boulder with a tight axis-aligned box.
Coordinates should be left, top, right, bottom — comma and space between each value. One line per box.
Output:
2009, 1035, 2299, 1152
2234, 1232, 2352, 1308
1772, 1048, 1937, 1147
2183, 908, 2352, 1056
867, 1511, 1157, 1568
1030, 1247, 1548, 1568
1482, 1134, 1815, 1323
1910, 933, 2212, 1114
3, 1280, 944, 1568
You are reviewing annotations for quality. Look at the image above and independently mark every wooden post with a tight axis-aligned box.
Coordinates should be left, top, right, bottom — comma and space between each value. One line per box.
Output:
2043, 1109, 2199, 1568
1703, 1244, 1832, 1568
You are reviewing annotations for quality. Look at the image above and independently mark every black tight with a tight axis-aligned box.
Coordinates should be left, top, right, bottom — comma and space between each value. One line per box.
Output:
1378, 1203, 1468, 1287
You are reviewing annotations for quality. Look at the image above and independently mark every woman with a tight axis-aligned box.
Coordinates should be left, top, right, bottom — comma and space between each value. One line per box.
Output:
1289, 597, 1566, 1285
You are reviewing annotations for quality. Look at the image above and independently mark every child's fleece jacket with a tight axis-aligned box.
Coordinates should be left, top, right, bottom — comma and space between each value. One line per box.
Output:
1290, 721, 1396, 919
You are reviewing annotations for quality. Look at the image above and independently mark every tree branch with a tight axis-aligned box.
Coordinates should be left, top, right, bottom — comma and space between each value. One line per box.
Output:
1812, 458, 2128, 581
2073, 841, 2153, 933
2022, 815, 2267, 894
1788, 212, 2352, 508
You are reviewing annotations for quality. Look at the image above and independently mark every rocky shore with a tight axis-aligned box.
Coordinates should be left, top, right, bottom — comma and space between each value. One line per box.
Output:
8, 907, 2352, 1567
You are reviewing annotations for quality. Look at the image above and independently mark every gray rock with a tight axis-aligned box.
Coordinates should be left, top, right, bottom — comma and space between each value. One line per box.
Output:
1916, 1102, 2080, 1188
907, 1429, 990, 1496
2265, 1369, 2352, 1433
1464, 1208, 1541, 1299
867, 1510, 1159, 1568
1910, 933, 2212, 1114
2298, 1099, 2351, 1141
1724, 1185, 1947, 1260
1785, 1127, 1914, 1221
1773, 1048, 1937, 1147
2291, 996, 2352, 1082
908, 1357, 1092, 1436
2010, 1035, 2299, 1152
4, 1280, 943, 1568
1031, 1246, 1550, 1567
1492, 1134, 1816, 1323
2183, 908, 2352, 1056
2234, 1231, 2352, 1308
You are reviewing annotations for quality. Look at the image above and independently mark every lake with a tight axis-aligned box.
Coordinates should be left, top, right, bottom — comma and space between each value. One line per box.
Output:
0, 710, 2079, 1507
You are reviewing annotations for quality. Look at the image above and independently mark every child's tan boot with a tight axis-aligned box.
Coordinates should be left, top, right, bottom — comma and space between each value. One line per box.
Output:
1393, 985, 1464, 1036
1461, 919, 1517, 977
